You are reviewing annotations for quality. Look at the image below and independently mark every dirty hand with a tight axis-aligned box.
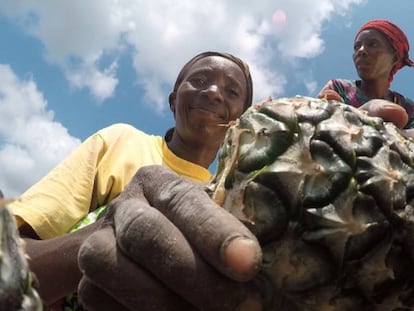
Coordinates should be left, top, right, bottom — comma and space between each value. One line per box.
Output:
77, 165, 263, 311
318, 89, 345, 102
359, 99, 408, 129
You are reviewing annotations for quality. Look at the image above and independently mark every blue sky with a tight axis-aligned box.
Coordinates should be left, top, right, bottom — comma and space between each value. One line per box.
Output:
0, 0, 413, 196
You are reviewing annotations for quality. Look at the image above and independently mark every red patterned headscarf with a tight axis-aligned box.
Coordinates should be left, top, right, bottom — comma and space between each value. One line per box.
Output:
356, 20, 414, 83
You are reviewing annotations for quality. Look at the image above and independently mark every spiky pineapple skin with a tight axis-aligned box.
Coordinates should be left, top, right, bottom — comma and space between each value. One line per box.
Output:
0, 201, 43, 311
209, 96, 414, 311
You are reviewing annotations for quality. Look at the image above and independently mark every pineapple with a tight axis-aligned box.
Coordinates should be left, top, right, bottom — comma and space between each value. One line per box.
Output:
208, 96, 414, 311
0, 196, 43, 311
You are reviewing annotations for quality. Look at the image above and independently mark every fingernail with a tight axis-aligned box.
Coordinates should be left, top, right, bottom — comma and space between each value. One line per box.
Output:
222, 236, 261, 281
383, 103, 399, 108
236, 296, 263, 311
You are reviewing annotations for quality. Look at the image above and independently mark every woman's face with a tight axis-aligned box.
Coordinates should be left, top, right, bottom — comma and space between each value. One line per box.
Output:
169, 56, 248, 146
353, 29, 397, 81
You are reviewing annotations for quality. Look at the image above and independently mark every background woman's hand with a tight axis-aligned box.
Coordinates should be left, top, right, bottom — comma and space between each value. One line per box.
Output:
77, 165, 263, 311
318, 89, 345, 102
359, 99, 409, 129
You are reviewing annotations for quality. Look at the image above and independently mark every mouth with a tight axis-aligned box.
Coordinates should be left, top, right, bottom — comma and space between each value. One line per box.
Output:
190, 106, 229, 122
356, 62, 369, 67
355, 59, 371, 69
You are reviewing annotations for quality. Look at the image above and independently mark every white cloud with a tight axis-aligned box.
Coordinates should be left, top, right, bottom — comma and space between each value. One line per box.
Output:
0, 0, 365, 109
0, 65, 80, 196
0, 0, 129, 103
67, 59, 119, 102
0, 0, 369, 196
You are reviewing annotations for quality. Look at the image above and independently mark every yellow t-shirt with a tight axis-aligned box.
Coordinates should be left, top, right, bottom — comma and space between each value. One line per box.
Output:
10, 123, 212, 239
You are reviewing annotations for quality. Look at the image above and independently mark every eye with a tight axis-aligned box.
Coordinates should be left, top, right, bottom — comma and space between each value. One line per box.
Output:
227, 88, 240, 97
189, 74, 208, 88
353, 43, 361, 51
368, 40, 379, 48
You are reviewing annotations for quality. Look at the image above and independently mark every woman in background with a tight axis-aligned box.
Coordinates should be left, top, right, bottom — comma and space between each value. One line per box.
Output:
318, 19, 414, 132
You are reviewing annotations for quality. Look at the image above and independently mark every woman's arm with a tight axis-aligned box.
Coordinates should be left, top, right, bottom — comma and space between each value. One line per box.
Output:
317, 80, 345, 102
20, 217, 104, 305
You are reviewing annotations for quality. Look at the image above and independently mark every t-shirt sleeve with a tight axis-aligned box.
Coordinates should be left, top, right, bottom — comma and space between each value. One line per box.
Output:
9, 132, 107, 239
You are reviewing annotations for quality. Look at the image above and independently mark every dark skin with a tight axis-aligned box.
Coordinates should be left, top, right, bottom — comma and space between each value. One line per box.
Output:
19, 56, 263, 310
167, 56, 247, 167
319, 29, 411, 133
19, 221, 103, 304
78, 166, 262, 311
353, 29, 397, 98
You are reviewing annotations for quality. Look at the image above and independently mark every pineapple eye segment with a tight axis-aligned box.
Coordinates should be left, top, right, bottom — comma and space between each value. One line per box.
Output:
237, 112, 294, 173
0, 200, 43, 309
209, 96, 414, 310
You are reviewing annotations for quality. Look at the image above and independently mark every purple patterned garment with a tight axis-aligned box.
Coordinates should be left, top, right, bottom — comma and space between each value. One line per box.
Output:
325, 79, 414, 129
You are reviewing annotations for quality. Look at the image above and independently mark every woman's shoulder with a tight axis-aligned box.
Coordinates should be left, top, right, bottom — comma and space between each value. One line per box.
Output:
403, 95, 414, 105
98, 123, 144, 135
100, 122, 138, 131
393, 91, 414, 106
330, 78, 357, 88
95, 123, 159, 142
391, 92, 414, 128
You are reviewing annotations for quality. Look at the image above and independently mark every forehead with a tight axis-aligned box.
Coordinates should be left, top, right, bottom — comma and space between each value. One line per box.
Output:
355, 29, 390, 44
188, 56, 246, 81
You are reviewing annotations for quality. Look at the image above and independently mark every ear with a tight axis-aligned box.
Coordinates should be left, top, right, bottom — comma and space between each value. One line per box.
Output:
169, 92, 176, 114
392, 53, 399, 66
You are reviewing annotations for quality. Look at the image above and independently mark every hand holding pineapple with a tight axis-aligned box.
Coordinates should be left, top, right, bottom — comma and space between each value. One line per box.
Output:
359, 99, 409, 130
78, 165, 263, 311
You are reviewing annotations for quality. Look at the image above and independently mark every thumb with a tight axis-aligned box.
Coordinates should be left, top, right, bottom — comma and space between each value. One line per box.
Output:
359, 99, 408, 129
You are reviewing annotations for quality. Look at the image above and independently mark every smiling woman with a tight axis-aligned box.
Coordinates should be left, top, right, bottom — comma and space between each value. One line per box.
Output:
7, 51, 259, 311
317, 19, 414, 131
168, 55, 251, 166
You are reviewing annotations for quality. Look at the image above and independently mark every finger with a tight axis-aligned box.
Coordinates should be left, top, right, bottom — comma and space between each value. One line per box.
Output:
78, 278, 131, 311
115, 199, 263, 311
360, 99, 408, 129
376, 104, 408, 129
319, 90, 344, 102
116, 165, 262, 281
78, 227, 191, 311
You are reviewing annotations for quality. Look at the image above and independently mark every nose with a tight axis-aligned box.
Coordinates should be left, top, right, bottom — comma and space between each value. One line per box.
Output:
203, 83, 224, 104
356, 44, 367, 55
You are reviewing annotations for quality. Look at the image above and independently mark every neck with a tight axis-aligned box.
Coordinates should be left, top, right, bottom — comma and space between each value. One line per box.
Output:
167, 133, 221, 169
359, 79, 391, 100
